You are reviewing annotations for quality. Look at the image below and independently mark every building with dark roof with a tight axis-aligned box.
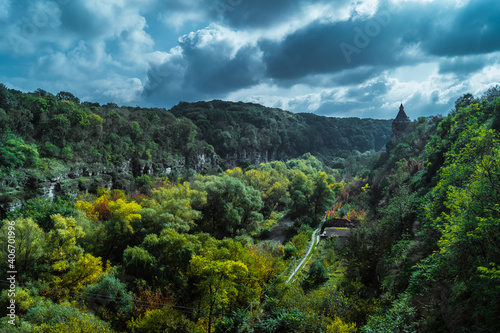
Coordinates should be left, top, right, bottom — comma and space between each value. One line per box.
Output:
320, 227, 352, 243
395, 103, 410, 122
391, 104, 413, 143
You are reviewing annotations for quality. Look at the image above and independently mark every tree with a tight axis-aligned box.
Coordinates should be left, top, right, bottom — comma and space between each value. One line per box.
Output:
481, 84, 500, 102
193, 175, 263, 238
302, 260, 329, 290
56, 91, 80, 104
0, 84, 15, 111
310, 171, 337, 223
24, 299, 113, 332
190, 251, 249, 333
75, 190, 142, 261
0, 215, 103, 293
361, 293, 417, 333
239, 168, 290, 218
0, 132, 39, 170
8, 197, 78, 231
0, 218, 46, 282
454, 93, 476, 113
408, 122, 500, 331
289, 169, 338, 225
84, 272, 133, 329
127, 307, 196, 333
123, 228, 201, 290
45, 214, 103, 291
288, 170, 313, 221
139, 181, 206, 233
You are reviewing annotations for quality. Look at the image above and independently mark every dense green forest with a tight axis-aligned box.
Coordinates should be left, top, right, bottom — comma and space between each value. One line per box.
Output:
1, 84, 500, 332
170, 100, 391, 163
0, 84, 390, 217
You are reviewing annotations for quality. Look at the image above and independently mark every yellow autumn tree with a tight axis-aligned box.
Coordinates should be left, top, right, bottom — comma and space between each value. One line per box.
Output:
44, 215, 103, 292
75, 189, 142, 261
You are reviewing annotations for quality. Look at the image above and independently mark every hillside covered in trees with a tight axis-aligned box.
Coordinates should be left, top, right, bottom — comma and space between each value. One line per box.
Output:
0, 84, 390, 216
1, 84, 500, 332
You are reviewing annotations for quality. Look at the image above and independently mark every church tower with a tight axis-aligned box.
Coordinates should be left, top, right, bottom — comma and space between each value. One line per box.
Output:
391, 104, 412, 143
395, 103, 410, 122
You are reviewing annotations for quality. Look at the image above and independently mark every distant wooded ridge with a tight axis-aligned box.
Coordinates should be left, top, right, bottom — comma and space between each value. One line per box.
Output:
0, 84, 392, 174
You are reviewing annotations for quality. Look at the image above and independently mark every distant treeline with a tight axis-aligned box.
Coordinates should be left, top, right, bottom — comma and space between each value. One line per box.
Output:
0, 84, 391, 174
170, 100, 392, 164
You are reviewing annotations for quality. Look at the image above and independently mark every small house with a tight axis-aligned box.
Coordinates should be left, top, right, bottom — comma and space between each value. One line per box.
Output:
320, 227, 352, 243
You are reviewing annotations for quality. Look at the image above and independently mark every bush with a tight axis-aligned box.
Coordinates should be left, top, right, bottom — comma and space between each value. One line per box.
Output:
127, 307, 196, 333
283, 244, 297, 259
84, 272, 133, 317
301, 260, 329, 290
24, 299, 112, 332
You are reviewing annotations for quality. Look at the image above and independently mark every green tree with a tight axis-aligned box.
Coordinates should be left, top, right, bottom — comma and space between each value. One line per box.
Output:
288, 170, 313, 221
309, 171, 337, 223
0, 83, 16, 111
84, 272, 133, 330
7, 197, 78, 231
302, 260, 329, 290
189, 251, 249, 333
123, 228, 201, 290
289, 169, 337, 225
127, 307, 196, 333
239, 167, 290, 218
139, 181, 206, 233
361, 293, 417, 333
0, 218, 46, 281
0, 132, 39, 170
24, 299, 113, 332
193, 175, 263, 238
75, 190, 142, 262
56, 91, 80, 104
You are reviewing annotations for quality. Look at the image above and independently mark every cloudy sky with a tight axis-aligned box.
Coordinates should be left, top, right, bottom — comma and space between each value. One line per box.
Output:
1, 0, 499, 119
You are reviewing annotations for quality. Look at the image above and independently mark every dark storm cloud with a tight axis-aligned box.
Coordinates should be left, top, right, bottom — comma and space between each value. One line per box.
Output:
257, 0, 500, 85
143, 25, 265, 104
143, 0, 500, 113
3, 0, 500, 118
212, 0, 312, 28
312, 80, 391, 117
183, 44, 264, 94
421, 0, 500, 57
334, 66, 380, 86
438, 56, 487, 77
256, 4, 432, 82
258, 3, 430, 82
58, 1, 102, 38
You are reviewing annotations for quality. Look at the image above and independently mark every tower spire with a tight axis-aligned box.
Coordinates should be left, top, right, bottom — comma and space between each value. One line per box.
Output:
395, 103, 410, 122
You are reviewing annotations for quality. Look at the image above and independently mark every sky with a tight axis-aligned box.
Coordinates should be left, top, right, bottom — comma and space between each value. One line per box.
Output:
1, 0, 500, 119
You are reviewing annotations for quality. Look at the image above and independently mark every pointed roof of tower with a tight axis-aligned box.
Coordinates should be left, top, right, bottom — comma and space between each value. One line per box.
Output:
394, 103, 410, 122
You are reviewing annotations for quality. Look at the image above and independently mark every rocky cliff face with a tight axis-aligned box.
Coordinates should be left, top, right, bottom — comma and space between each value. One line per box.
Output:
0, 149, 220, 218
223, 149, 282, 168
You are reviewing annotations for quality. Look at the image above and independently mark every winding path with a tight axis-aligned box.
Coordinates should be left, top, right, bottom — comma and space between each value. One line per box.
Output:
286, 227, 321, 284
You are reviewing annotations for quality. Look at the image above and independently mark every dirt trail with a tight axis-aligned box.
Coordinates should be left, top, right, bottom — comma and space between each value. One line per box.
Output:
266, 217, 325, 284
286, 228, 320, 284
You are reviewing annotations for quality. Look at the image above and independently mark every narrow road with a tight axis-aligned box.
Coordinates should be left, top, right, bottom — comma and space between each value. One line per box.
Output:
286, 227, 321, 284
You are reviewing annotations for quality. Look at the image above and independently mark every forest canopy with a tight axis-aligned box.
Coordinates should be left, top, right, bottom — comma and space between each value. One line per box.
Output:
1, 84, 500, 332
